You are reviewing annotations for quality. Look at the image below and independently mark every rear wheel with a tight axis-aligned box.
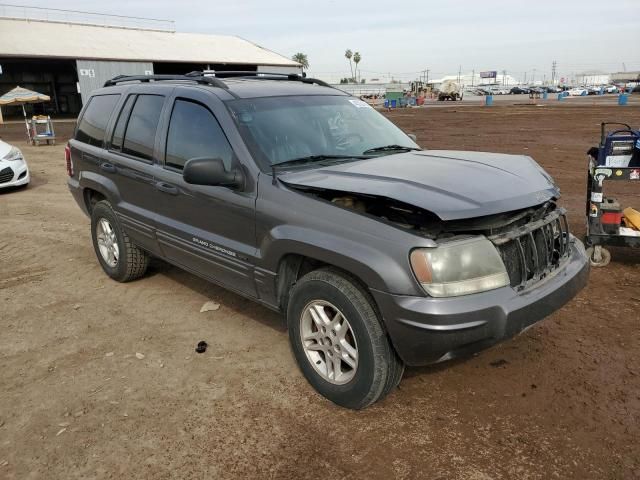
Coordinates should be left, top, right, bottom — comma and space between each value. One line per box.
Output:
287, 268, 404, 409
91, 200, 149, 282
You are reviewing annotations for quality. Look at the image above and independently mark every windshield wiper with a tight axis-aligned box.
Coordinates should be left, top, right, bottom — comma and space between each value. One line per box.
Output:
362, 144, 422, 155
272, 154, 367, 168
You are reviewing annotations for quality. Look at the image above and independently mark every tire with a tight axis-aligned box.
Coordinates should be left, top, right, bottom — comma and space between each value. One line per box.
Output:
91, 200, 149, 282
586, 246, 611, 267
287, 267, 404, 409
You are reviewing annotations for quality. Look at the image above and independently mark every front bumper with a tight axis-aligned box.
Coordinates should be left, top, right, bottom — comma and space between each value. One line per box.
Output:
372, 236, 589, 366
0, 161, 29, 189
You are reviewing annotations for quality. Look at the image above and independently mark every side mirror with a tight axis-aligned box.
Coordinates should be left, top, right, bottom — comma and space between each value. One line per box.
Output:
183, 157, 244, 189
407, 133, 417, 142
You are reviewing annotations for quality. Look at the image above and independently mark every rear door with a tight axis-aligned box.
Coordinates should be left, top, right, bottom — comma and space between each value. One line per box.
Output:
151, 87, 258, 297
71, 92, 121, 198
103, 88, 168, 253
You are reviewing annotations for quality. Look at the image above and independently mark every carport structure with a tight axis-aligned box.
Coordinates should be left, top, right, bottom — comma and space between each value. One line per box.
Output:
0, 5, 301, 118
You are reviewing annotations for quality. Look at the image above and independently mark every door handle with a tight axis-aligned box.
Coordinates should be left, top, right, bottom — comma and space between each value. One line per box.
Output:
100, 162, 117, 173
155, 182, 179, 195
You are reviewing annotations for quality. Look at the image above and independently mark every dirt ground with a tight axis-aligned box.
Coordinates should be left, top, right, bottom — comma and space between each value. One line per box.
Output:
1, 103, 639, 479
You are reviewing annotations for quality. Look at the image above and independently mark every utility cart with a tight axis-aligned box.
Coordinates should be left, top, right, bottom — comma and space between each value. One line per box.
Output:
28, 115, 56, 146
585, 122, 640, 266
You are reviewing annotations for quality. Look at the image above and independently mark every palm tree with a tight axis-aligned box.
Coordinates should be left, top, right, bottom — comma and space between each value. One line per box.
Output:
353, 52, 361, 82
344, 49, 354, 81
292, 53, 309, 72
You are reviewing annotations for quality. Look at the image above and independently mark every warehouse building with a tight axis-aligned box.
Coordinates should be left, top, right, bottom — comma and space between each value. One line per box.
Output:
0, 9, 300, 117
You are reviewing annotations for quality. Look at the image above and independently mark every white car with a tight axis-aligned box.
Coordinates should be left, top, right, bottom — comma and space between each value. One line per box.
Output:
0, 139, 30, 189
604, 85, 619, 94
568, 87, 589, 96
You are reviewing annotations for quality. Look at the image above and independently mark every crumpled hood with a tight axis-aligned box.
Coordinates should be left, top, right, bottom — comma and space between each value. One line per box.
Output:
279, 150, 559, 220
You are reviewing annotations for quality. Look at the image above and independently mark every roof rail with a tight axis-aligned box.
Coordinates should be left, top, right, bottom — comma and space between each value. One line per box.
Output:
204, 71, 334, 88
103, 71, 335, 93
103, 74, 229, 89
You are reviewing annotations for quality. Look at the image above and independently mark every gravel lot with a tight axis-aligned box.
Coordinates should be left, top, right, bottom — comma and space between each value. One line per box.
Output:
1, 102, 639, 479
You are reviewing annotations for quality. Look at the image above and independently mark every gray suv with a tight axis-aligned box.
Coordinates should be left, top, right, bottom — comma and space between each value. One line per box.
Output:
67, 72, 589, 409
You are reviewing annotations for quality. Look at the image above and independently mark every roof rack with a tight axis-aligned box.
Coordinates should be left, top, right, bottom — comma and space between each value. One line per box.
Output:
103, 74, 229, 89
210, 71, 333, 88
103, 71, 334, 92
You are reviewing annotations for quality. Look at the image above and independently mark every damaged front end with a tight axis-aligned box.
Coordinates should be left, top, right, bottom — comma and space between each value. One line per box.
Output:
289, 185, 572, 293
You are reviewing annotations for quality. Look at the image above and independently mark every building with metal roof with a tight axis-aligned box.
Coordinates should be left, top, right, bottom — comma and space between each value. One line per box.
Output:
0, 5, 300, 117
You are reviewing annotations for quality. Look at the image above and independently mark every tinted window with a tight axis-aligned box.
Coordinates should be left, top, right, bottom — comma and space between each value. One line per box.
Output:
111, 95, 136, 150
122, 95, 164, 160
165, 99, 234, 170
76, 94, 120, 147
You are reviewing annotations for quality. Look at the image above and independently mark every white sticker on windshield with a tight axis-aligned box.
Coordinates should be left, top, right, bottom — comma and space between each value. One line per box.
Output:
349, 99, 372, 108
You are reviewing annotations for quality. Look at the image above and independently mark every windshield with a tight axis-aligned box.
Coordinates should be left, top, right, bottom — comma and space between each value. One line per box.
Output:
226, 95, 420, 169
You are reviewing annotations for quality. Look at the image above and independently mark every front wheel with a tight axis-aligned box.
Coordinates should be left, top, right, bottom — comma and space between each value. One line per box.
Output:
287, 268, 404, 409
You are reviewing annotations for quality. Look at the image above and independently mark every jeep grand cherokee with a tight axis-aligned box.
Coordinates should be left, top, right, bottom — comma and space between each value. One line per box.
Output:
67, 72, 589, 409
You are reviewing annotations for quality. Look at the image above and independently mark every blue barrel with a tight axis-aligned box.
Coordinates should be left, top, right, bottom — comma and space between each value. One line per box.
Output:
618, 93, 628, 106
542, 91, 548, 100
390, 99, 397, 108
599, 87, 604, 95
384, 99, 389, 108
485, 95, 493, 106
557, 93, 564, 101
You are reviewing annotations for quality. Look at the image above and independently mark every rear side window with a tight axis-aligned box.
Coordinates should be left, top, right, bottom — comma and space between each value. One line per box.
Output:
76, 94, 120, 148
122, 95, 165, 161
165, 99, 234, 170
110, 95, 136, 150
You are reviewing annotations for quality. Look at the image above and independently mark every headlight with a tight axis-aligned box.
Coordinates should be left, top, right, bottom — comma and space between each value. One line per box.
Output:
410, 237, 510, 297
4, 146, 24, 163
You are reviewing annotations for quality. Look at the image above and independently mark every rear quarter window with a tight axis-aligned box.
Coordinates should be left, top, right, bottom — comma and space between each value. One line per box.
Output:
76, 94, 120, 148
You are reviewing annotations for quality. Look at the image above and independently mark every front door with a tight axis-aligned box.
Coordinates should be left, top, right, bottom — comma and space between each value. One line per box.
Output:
151, 90, 258, 297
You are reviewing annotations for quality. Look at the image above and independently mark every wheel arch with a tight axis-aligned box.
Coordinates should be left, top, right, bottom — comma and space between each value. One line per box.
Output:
79, 172, 121, 214
273, 251, 382, 315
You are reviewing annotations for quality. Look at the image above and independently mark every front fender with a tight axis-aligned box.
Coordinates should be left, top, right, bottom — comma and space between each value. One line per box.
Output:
260, 224, 425, 296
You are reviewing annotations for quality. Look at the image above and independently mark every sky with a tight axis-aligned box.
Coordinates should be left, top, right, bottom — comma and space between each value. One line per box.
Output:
8, 0, 640, 83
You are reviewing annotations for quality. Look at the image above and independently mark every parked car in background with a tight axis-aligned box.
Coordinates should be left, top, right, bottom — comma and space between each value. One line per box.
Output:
604, 85, 619, 94
510, 86, 529, 94
568, 87, 589, 96
0, 139, 29, 189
